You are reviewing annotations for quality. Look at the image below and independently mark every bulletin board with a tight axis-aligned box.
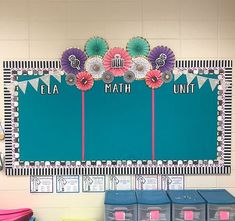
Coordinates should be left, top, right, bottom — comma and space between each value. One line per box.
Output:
3, 60, 232, 175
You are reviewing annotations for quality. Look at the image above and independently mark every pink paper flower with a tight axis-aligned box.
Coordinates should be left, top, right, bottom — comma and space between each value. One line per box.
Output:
76, 71, 94, 91
145, 70, 163, 89
103, 47, 132, 76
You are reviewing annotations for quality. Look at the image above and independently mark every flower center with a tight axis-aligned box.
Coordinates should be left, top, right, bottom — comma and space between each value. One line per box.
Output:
151, 76, 158, 82
136, 64, 144, 72
81, 78, 88, 85
92, 64, 100, 72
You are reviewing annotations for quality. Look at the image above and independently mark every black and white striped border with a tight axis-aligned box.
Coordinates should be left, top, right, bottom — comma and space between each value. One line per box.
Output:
3, 60, 232, 176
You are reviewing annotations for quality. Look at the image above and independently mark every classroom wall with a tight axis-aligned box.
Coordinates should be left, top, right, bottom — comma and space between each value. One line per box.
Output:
0, 0, 235, 220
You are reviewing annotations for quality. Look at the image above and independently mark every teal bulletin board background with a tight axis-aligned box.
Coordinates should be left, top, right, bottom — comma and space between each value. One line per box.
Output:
18, 74, 218, 161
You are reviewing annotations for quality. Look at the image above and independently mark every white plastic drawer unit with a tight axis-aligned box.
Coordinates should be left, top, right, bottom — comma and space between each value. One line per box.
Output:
104, 190, 138, 221
198, 189, 235, 221
167, 190, 206, 221
136, 190, 171, 221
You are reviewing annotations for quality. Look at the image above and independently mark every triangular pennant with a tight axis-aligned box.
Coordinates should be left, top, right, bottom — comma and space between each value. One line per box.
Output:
52, 74, 61, 83
197, 76, 207, 89
186, 73, 196, 84
18, 81, 28, 93
29, 78, 39, 91
40, 74, 50, 86
209, 78, 219, 91
174, 72, 183, 81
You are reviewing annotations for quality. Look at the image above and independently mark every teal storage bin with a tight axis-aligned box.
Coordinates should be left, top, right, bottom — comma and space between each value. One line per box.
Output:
136, 190, 171, 221
198, 189, 235, 221
167, 190, 206, 221
104, 190, 137, 221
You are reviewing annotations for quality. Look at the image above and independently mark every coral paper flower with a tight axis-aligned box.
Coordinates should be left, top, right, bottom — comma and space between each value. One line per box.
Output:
145, 70, 163, 89
85, 56, 105, 80
61, 48, 87, 75
148, 46, 175, 73
127, 37, 150, 57
85, 37, 109, 57
103, 47, 132, 76
76, 71, 94, 91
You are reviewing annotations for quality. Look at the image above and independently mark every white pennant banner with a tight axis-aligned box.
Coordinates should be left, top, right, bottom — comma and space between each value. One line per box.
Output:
209, 78, 219, 91
40, 74, 51, 86
174, 73, 183, 81
52, 74, 61, 83
186, 73, 196, 84
29, 78, 39, 91
197, 76, 207, 89
18, 81, 28, 94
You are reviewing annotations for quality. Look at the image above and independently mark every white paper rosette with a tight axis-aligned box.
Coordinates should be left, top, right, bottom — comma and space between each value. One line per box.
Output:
130, 57, 151, 79
85, 56, 105, 80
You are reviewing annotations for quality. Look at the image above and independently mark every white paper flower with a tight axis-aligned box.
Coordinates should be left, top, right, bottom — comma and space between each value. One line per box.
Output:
130, 57, 151, 79
85, 56, 105, 80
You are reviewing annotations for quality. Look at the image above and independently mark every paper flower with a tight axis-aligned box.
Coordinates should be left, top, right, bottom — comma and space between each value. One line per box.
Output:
65, 73, 76, 86
127, 37, 150, 57
103, 48, 132, 76
130, 57, 151, 79
85, 56, 105, 80
162, 71, 173, 83
85, 37, 109, 57
61, 48, 87, 75
123, 71, 135, 83
148, 46, 175, 72
102, 71, 114, 84
76, 71, 94, 91
145, 70, 163, 89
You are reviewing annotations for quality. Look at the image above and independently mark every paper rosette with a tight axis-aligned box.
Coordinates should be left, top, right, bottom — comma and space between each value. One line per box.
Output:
130, 57, 151, 79
145, 70, 163, 89
85, 56, 105, 80
127, 37, 150, 57
148, 46, 175, 72
123, 71, 135, 83
76, 71, 94, 91
103, 47, 132, 76
61, 48, 87, 75
85, 37, 109, 57
65, 73, 76, 86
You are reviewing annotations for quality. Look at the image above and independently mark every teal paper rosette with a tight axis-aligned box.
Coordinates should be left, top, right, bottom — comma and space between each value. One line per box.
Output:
126, 37, 150, 57
85, 37, 109, 57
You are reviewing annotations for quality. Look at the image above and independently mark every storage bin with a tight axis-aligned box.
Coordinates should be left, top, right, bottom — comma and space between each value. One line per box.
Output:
198, 189, 235, 221
167, 190, 206, 221
136, 190, 171, 221
104, 190, 137, 221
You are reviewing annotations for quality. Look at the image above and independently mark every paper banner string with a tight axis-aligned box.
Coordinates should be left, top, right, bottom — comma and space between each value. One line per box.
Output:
173, 68, 223, 91
4, 70, 63, 95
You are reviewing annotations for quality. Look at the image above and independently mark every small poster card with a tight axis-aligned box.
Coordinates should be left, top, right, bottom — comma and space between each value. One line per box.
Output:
161, 175, 184, 190
107, 175, 134, 190
56, 176, 79, 193
135, 175, 158, 190
82, 175, 105, 192
30, 176, 53, 193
